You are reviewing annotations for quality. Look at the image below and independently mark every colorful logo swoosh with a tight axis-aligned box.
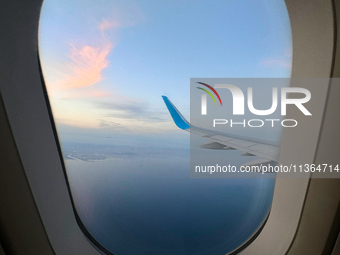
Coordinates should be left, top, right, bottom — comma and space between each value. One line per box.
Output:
196, 82, 223, 106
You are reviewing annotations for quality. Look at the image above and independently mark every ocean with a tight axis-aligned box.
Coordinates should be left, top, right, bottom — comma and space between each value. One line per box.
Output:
64, 142, 275, 255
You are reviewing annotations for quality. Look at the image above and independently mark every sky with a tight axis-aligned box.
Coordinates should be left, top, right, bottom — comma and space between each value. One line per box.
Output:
38, 0, 292, 140
38, 3, 291, 252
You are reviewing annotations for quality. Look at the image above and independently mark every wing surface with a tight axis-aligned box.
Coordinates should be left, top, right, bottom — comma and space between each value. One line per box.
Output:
162, 96, 279, 166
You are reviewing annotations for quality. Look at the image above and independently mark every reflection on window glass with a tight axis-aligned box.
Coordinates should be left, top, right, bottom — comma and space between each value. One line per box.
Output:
39, 0, 291, 254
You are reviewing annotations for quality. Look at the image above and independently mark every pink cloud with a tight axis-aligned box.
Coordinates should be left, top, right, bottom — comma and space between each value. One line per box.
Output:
60, 42, 113, 89
48, 7, 145, 100
99, 19, 120, 31
48, 41, 113, 99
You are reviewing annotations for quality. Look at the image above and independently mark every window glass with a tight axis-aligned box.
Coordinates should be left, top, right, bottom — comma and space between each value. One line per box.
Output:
39, 0, 291, 254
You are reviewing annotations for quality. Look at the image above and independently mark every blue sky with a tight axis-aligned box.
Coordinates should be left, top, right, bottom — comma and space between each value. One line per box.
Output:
39, 0, 292, 138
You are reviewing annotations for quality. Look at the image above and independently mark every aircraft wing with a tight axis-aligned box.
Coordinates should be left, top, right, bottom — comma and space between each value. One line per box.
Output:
162, 96, 279, 166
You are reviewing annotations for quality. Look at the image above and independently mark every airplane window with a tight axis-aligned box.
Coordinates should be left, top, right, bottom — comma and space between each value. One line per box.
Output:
39, 0, 291, 254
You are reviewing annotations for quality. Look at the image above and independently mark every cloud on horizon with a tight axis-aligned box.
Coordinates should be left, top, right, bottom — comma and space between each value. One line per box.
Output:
98, 119, 126, 130
95, 98, 169, 123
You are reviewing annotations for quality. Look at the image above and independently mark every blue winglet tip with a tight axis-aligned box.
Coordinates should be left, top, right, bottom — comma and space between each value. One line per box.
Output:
162, 96, 190, 130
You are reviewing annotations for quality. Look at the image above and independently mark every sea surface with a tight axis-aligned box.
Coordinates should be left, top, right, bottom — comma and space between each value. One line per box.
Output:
64, 142, 275, 255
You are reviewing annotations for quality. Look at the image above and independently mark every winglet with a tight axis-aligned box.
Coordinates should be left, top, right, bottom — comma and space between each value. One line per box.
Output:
162, 96, 190, 130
